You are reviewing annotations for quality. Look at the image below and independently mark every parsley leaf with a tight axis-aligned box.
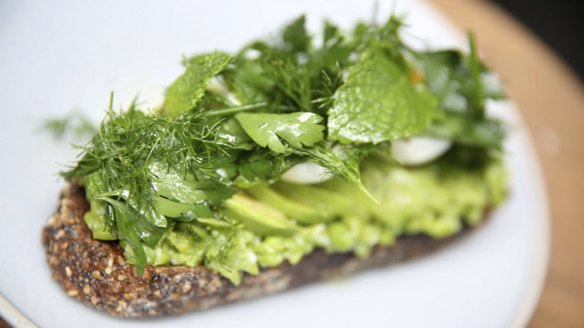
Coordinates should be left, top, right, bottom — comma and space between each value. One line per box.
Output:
163, 53, 231, 117
235, 112, 325, 153
328, 48, 438, 144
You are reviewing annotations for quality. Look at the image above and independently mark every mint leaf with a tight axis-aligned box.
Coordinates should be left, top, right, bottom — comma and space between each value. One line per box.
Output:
235, 112, 324, 153
328, 48, 438, 144
163, 53, 230, 117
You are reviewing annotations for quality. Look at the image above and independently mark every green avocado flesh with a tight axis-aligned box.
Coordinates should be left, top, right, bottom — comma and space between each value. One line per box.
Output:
84, 156, 506, 285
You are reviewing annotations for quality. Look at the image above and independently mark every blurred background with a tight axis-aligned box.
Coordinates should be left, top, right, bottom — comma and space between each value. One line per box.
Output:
490, 0, 583, 82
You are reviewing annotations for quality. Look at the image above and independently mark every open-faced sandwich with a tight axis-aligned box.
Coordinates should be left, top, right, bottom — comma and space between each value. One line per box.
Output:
43, 14, 507, 318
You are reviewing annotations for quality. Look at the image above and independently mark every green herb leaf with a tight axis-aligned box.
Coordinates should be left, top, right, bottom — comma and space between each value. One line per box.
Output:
61, 13, 507, 281
40, 111, 97, 141
413, 35, 503, 116
282, 15, 310, 53
229, 61, 272, 105
163, 53, 231, 117
412, 50, 465, 110
425, 115, 506, 149
328, 48, 438, 144
317, 20, 353, 70
150, 162, 237, 206
96, 196, 165, 275
260, 58, 313, 112
467, 32, 485, 118
235, 112, 325, 153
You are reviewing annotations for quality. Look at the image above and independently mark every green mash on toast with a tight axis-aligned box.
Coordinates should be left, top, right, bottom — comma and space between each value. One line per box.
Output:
65, 15, 507, 285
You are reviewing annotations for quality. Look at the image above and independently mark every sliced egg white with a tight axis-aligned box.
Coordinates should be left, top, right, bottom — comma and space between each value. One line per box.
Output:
391, 137, 452, 166
207, 76, 241, 106
281, 162, 333, 184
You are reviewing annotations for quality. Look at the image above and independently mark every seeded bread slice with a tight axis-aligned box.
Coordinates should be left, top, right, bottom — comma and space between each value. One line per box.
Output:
42, 182, 485, 318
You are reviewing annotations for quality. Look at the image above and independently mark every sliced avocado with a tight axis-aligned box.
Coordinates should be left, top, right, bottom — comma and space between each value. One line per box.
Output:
195, 217, 232, 229
83, 174, 117, 240
225, 194, 297, 236
273, 182, 359, 217
156, 197, 194, 219
246, 185, 334, 224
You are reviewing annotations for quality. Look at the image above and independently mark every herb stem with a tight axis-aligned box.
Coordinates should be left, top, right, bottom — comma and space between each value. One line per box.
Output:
205, 102, 268, 117
467, 31, 484, 118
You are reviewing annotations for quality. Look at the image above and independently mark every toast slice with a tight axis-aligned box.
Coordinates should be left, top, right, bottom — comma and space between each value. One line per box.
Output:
43, 182, 486, 318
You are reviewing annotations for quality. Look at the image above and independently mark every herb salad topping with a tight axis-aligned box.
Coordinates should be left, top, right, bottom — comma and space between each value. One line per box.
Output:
64, 15, 506, 280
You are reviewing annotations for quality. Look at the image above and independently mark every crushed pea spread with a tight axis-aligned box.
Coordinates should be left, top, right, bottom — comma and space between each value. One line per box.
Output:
67, 14, 508, 285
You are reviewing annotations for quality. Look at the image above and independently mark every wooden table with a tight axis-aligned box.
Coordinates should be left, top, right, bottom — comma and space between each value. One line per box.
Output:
1, 1, 582, 327
429, 0, 584, 327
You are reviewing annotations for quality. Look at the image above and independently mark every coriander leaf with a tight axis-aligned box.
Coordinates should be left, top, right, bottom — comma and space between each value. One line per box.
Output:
328, 48, 438, 144
282, 15, 310, 53
235, 112, 324, 153
163, 53, 230, 117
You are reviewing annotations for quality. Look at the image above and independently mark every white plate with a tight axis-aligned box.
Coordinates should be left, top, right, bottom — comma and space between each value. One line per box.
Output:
0, 0, 549, 327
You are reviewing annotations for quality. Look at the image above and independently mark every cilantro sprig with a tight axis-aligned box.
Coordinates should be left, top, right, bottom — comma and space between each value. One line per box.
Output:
235, 112, 325, 153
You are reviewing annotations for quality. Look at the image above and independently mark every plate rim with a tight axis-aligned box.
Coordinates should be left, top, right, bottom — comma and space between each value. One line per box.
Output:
0, 293, 37, 327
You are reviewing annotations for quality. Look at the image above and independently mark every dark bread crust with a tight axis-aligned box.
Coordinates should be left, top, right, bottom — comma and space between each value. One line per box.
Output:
43, 182, 484, 318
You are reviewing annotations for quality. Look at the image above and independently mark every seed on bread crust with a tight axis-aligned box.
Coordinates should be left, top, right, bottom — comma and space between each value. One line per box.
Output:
43, 182, 486, 318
